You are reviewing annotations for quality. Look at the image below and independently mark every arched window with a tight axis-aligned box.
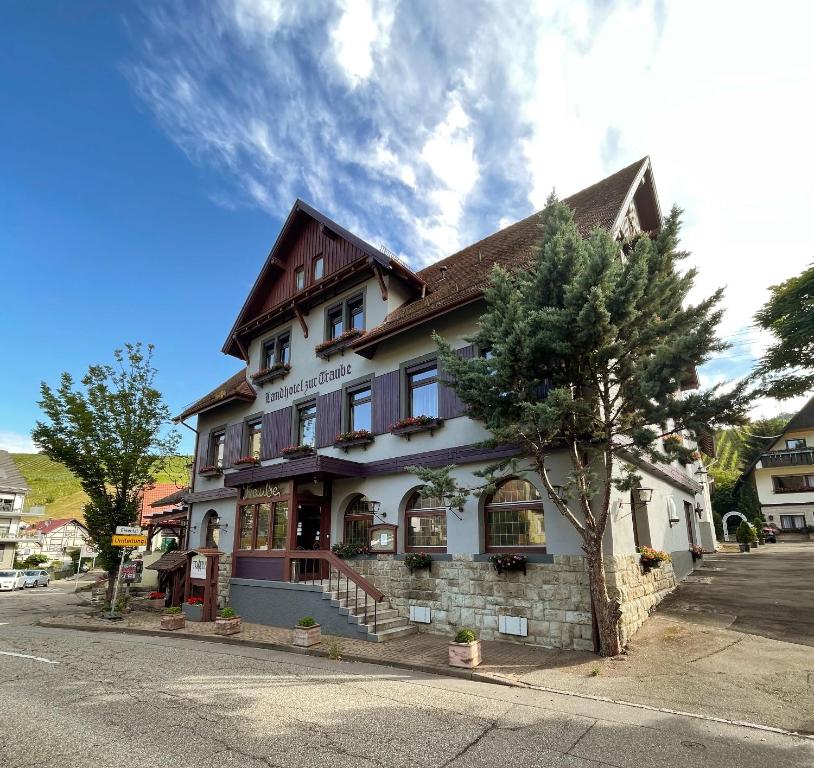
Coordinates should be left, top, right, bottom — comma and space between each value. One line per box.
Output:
484, 478, 545, 550
343, 496, 373, 548
405, 488, 447, 551
203, 510, 220, 549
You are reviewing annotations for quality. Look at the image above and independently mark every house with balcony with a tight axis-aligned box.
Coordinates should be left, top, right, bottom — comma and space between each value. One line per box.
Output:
0, 451, 29, 568
20, 518, 90, 562
177, 157, 715, 650
741, 395, 814, 536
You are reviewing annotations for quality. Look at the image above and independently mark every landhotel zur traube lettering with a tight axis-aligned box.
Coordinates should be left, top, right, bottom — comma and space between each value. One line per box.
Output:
152, 157, 715, 650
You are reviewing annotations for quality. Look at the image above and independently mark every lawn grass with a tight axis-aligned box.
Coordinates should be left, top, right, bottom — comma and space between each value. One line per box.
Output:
11, 453, 191, 521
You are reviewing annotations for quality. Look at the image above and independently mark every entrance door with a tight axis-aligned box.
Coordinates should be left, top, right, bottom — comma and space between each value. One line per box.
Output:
295, 501, 330, 580
684, 501, 696, 547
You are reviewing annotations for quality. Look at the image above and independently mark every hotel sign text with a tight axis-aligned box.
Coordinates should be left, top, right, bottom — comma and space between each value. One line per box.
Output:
265, 362, 353, 404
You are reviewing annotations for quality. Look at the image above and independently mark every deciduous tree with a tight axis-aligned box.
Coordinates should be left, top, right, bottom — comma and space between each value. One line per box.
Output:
32, 344, 179, 601
414, 198, 750, 656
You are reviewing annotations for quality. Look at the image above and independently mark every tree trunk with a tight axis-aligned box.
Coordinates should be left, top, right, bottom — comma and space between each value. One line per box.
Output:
584, 535, 622, 657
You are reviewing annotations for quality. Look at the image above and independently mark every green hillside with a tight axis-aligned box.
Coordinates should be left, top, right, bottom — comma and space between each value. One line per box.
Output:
11, 453, 192, 521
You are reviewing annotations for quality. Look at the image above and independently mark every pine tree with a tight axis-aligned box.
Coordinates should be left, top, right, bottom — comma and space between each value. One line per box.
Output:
420, 197, 750, 656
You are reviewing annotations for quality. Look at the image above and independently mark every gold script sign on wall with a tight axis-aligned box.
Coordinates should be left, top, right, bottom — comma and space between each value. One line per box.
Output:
243, 480, 289, 499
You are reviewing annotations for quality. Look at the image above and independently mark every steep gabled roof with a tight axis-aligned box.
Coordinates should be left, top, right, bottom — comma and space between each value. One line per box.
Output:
176, 369, 256, 422
780, 394, 814, 435
31, 517, 87, 535
353, 157, 655, 353
222, 199, 426, 359
0, 450, 30, 495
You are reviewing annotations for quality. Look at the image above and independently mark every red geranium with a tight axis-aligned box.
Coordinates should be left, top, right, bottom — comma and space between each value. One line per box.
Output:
147, 591, 165, 600
186, 596, 204, 605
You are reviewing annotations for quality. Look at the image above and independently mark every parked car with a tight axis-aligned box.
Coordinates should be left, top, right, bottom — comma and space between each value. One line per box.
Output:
23, 569, 50, 587
0, 570, 27, 591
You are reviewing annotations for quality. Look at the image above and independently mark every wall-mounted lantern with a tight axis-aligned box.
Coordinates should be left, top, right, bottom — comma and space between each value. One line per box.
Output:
695, 503, 703, 520
637, 488, 654, 504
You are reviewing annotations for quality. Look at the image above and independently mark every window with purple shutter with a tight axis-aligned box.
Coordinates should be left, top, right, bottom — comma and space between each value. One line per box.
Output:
260, 407, 293, 459
223, 423, 245, 468
316, 390, 341, 447
439, 345, 475, 419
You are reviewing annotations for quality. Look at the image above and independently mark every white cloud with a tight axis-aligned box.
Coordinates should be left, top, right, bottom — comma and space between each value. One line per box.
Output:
0, 431, 37, 453
331, 0, 394, 86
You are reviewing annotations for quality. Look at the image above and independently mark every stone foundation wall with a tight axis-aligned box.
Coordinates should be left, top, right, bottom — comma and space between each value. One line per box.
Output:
606, 555, 676, 646
350, 554, 594, 651
217, 554, 232, 608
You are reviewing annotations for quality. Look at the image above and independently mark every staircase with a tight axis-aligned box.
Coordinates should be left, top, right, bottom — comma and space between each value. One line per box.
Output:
319, 580, 417, 642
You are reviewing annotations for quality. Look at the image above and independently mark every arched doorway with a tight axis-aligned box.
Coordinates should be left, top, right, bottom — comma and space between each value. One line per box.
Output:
722, 510, 747, 541
201, 509, 220, 549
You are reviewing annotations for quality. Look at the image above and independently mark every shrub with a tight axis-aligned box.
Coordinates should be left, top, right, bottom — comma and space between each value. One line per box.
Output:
297, 616, 317, 628
219, 607, 237, 619
736, 521, 754, 544
454, 628, 478, 644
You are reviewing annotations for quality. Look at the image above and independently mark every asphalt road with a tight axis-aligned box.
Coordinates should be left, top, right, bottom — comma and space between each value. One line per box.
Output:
658, 542, 814, 646
1, 580, 812, 767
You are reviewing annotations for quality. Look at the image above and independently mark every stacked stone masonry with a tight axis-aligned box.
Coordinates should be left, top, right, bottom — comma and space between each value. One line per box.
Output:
605, 554, 677, 646
351, 554, 595, 651
217, 554, 232, 608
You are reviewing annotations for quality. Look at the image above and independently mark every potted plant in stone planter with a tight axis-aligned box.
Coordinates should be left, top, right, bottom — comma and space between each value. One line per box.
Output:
736, 521, 753, 552
404, 552, 432, 574
215, 606, 241, 636
183, 595, 205, 622
448, 628, 482, 669
160, 606, 185, 631
293, 616, 321, 647
143, 590, 166, 609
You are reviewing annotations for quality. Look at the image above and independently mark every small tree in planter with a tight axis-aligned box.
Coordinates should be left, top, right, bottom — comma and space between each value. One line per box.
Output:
449, 628, 482, 669
215, 606, 241, 636
736, 521, 754, 552
293, 616, 321, 647
160, 606, 185, 631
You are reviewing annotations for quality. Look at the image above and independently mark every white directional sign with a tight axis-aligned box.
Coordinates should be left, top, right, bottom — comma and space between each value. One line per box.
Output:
115, 526, 142, 535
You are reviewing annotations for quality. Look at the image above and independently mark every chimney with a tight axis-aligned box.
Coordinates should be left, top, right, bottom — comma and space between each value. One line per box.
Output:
440, 266, 448, 279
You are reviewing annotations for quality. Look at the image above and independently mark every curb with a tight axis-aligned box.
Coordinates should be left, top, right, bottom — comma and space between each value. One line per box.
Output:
35, 619, 517, 688
35, 618, 812, 740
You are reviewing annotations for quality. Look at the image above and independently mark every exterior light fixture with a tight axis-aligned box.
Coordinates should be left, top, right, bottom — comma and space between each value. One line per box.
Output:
637, 488, 654, 504
695, 504, 703, 520
364, 499, 382, 515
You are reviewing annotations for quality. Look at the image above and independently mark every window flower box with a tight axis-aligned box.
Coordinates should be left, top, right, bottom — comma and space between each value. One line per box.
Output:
198, 465, 222, 477
404, 552, 432, 573
690, 544, 704, 561
390, 416, 443, 439
333, 430, 374, 451
251, 363, 290, 386
638, 546, 671, 573
331, 542, 371, 559
489, 553, 528, 575
281, 445, 316, 460
233, 456, 261, 468
315, 328, 364, 359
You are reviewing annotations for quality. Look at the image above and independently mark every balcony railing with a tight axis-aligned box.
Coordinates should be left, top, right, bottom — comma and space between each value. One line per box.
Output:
761, 448, 814, 468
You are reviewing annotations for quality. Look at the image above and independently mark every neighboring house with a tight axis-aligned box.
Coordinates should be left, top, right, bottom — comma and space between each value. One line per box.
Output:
22, 518, 90, 560
139, 483, 188, 552
741, 395, 814, 535
177, 157, 715, 650
0, 450, 29, 569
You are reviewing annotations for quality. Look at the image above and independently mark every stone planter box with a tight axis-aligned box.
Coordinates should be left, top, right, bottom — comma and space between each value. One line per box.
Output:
251, 366, 290, 386
293, 624, 322, 647
333, 436, 374, 452
282, 447, 316, 460
448, 640, 482, 669
142, 598, 166, 610
215, 617, 242, 636
390, 418, 443, 439
183, 603, 204, 622
160, 614, 186, 631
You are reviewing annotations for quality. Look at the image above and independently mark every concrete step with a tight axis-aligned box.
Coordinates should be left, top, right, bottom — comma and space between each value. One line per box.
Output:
347, 608, 399, 624
367, 624, 419, 642
357, 615, 409, 633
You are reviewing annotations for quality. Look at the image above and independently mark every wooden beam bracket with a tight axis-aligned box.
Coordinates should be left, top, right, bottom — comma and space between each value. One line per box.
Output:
372, 260, 388, 301
293, 303, 309, 338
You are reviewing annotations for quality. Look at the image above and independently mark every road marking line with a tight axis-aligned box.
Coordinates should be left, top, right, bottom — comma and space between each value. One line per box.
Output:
0, 651, 60, 664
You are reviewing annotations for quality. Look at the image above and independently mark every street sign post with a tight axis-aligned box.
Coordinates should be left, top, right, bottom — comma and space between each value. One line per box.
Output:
112, 534, 147, 547
115, 526, 142, 535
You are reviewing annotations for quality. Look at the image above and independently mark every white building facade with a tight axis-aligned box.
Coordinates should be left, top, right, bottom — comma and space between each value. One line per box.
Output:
179, 158, 714, 650
0, 451, 29, 569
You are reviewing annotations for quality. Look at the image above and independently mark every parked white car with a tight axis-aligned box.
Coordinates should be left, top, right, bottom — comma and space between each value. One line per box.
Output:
24, 569, 50, 587
0, 570, 26, 591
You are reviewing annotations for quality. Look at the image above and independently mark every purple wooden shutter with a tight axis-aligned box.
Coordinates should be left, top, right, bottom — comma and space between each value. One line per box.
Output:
223, 423, 244, 468
197, 432, 210, 470
317, 390, 341, 448
439, 344, 475, 419
270, 406, 293, 457
260, 413, 274, 460
372, 371, 400, 434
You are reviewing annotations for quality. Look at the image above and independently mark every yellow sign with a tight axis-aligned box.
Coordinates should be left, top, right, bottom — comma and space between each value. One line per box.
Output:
112, 534, 147, 547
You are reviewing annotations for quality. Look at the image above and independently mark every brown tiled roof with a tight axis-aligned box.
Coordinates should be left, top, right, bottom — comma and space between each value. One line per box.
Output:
355, 158, 648, 349
782, 394, 814, 434
149, 487, 189, 509
146, 551, 187, 572
176, 370, 256, 422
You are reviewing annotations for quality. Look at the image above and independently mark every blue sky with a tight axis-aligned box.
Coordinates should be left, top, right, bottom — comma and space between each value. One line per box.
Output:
2, 0, 813, 455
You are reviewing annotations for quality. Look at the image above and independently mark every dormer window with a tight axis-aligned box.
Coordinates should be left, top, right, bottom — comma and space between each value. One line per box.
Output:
313, 254, 324, 281
295, 267, 305, 291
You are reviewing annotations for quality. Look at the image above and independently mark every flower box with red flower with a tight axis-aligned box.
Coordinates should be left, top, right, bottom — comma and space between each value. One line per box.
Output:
142, 591, 166, 610
251, 362, 291, 386
390, 416, 443, 438
333, 429, 374, 451
198, 464, 222, 477
315, 328, 364, 359
182, 596, 205, 622
281, 444, 316, 460
233, 455, 261, 468
690, 544, 704, 561
638, 546, 671, 572
489, 553, 528, 575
